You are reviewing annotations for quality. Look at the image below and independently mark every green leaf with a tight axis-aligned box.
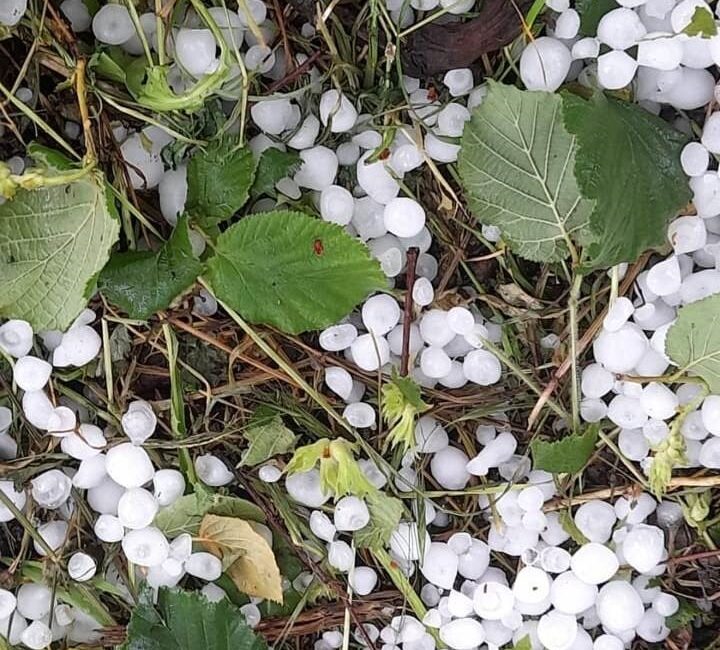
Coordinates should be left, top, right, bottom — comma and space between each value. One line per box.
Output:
250, 148, 301, 199
666, 294, 720, 393
513, 636, 533, 650
562, 91, 690, 269
241, 411, 296, 467
205, 210, 386, 334
0, 174, 120, 330
530, 425, 598, 474
187, 141, 257, 227
120, 587, 267, 650
559, 510, 590, 545
98, 216, 203, 319
666, 597, 702, 630
683, 6, 717, 37
576, 0, 619, 36
458, 82, 594, 263
355, 491, 403, 549
155, 490, 265, 538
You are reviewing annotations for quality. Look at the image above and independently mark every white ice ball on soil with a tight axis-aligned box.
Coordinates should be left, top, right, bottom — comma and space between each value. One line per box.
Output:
92, 4, 134, 45
349, 566, 378, 595
668, 215, 707, 254
383, 197, 426, 238
319, 323, 357, 352
295, 146, 338, 191
637, 36, 683, 70
350, 333, 390, 371
121, 400, 157, 445
598, 50, 638, 90
106, 442, 155, 488
571, 543, 619, 584
175, 28, 218, 77
463, 350, 502, 385
681, 142, 710, 177
195, 454, 234, 486
356, 152, 399, 204
319, 90, 358, 133
153, 469, 186, 507
421, 542, 459, 589
120, 133, 164, 190
595, 580, 645, 633
622, 524, 665, 573
251, 98, 293, 135
550, 571, 598, 615
593, 323, 648, 373
122, 527, 170, 567
0, 320, 33, 357
430, 446, 470, 490
118, 487, 159, 529
31, 469, 71, 509
185, 552, 223, 581
443, 68, 474, 96
87, 477, 124, 515
0, 590, 16, 619
362, 294, 400, 336
72, 454, 107, 490
439, 618, 486, 650
16, 583, 52, 621
436, 103, 471, 137
597, 7, 646, 49
328, 540, 354, 572
158, 166, 187, 226
286, 469, 330, 508
320, 185, 354, 225
0, 0, 27, 26
68, 552, 97, 582
334, 496, 370, 531
343, 402, 376, 428
287, 114, 320, 150
34, 520, 67, 556
701, 112, 720, 154
0, 480, 26, 522
13, 356, 52, 392
519, 37, 571, 92
390, 522, 430, 562
94, 514, 124, 542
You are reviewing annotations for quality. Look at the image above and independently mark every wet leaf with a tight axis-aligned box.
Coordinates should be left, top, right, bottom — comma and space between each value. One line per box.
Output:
530, 425, 598, 474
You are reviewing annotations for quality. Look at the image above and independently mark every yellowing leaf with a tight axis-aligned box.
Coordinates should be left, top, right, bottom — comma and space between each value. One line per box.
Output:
199, 514, 283, 603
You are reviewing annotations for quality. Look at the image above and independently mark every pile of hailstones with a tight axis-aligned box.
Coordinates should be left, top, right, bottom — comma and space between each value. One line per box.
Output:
515, 0, 720, 475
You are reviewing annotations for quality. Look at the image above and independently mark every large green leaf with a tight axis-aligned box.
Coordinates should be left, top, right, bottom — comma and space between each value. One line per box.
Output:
530, 425, 599, 474
205, 211, 386, 334
666, 294, 720, 394
187, 141, 257, 228
120, 588, 267, 650
459, 82, 594, 263
354, 491, 403, 550
563, 91, 690, 269
97, 217, 203, 319
0, 174, 119, 329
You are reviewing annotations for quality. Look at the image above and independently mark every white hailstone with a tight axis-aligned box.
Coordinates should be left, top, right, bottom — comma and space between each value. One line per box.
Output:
350, 333, 390, 371
439, 618, 486, 650
443, 68, 474, 96
310, 510, 336, 542
681, 142, 710, 177
122, 527, 169, 567
596, 580, 645, 633
174, 28, 217, 77
319, 185, 354, 226
185, 552, 222, 581
430, 446, 470, 489
53, 323, 102, 368
0, 613, 27, 646
608, 394, 647, 428
319, 90, 358, 133
636, 609, 670, 642
598, 50, 638, 89
251, 98, 293, 135
336, 141, 360, 166
513, 566, 551, 606
421, 542, 458, 589
414, 416, 449, 454
31, 469, 71, 509
419, 310, 454, 347
93, 514, 123, 542
0, 320, 33, 357
472, 581, 515, 619
286, 469, 330, 508
193, 289, 218, 317
597, 8, 646, 49
73, 454, 107, 490
680, 269, 720, 303
699, 436, 720, 467
150, 469, 185, 507
0, 0, 27, 25
106, 442, 154, 488
652, 592, 679, 617
118, 487, 159, 529
21, 619, 53, 650
34, 520, 68, 555
550, 571, 598, 615
622, 524, 665, 573
362, 294, 401, 336
324, 367, 353, 401
555, 9, 580, 39
0, 590, 15, 620
593, 323, 648, 373
239, 603, 261, 629
369, 234, 404, 277
691, 172, 720, 218
121, 400, 156, 445
390, 142, 424, 175
463, 350, 502, 385
519, 37, 571, 92
603, 296, 634, 332
640, 382, 678, 420
328, 540, 355, 572
195, 454, 233, 486
702, 395, 720, 435
594, 635, 625, 650
420, 347, 452, 379
16, 583, 52, 621
349, 566, 378, 596
92, 4, 133, 44
571, 37, 600, 59
356, 152, 399, 204
466, 432, 517, 476
436, 103, 471, 138
295, 146, 338, 191
425, 132, 460, 163
87, 476, 124, 515
637, 36, 683, 70
537, 611, 578, 650
670, 0, 711, 32
158, 166, 187, 226
287, 114, 320, 150
60, 423, 106, 460
244, 44, 275, 73
571, 543, 619, 584
647, 256, 682, 297
343, 402, 376, 428
119, 133, 164, 191
541, 547, 572, 574
668, 216, 707, 254
352, 196, 387, 240
12, 356, 51, 392
581, 364, 614, 399
319, 323, 358, 352
237, 0, 266, 26
439, 0, 474, 14
390, 522, 430, 562
615, 492, 657, 523
68, 552, 97, 582
447, 589, 474, 618
619, 427, 650, 461
334, 495, 370, 531
383, 197, 426, 238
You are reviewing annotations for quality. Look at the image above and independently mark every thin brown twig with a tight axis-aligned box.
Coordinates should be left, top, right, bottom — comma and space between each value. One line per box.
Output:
266, 50, 322, 94
401, 247, 419, 377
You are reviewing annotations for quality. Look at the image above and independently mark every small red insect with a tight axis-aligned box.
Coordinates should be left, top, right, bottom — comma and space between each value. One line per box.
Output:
313, 239, 324, 255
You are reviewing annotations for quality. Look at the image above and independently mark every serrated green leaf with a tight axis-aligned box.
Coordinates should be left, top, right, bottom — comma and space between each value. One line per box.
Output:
513, 635, 533, 650
241, 412, 296, 467
530, 425, 598, 474
98, 216, 203, 319
250, 148, 301, 199
666, 294, 720, 394
205, 210, 386, 334
187, 141, 257, 227
666, 597, 702, 630
576, 0, 619, 35
562, 91, 690, 269
459, 82, 594, 263
0, 174, 120, 330
684, 6, 717, 37
355, 491, 403, 549
155, 490, 265, 538
120, 587, 267, 650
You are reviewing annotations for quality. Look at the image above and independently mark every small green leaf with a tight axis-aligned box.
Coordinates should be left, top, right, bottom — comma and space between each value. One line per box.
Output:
241, 410, 296, 467
154, 490, 265, 538
683, 6, 717, 37
98, 216, 203, 319
187, 141, 257, 227
205, 211, 386, 334
250, 148, 301, 199
458, 82, 594, 263
89, 48, 135, 84
576, 0, 619, 35
513, 635, 533, 650
666, 597, 702, 630
0, 173, 120, 330
120, 587, 267, 650
355, 491, 403, 549
382, 373, 431, 451
559, 510, 590, 545
562, 91, 690, 269
666, 294, 720, 394
530, 425, 598, 474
